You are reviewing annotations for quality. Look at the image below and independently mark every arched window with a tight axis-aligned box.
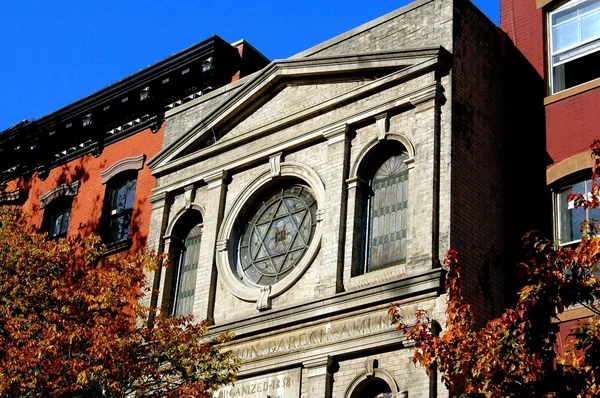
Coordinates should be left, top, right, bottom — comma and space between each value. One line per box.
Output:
164, 211, 203, 316
358, 146, 409, 274
350, 378, 392, 398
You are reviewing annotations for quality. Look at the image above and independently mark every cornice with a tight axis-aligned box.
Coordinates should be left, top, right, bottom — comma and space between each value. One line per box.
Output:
208, 268, 443, 339
149, 47, 449, 174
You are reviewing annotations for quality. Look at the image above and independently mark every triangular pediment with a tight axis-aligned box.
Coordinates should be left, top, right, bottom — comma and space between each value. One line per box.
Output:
148, 47, 449, 175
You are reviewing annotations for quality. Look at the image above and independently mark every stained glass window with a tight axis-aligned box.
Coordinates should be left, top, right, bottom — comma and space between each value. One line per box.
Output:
237, 185, 317, 287
170, 224, 202, 316
364, 153, 409, 272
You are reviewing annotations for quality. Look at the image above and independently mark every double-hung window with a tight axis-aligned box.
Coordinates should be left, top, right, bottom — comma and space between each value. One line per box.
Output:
549, 0, 600, 93
556, 178, 600, 243
102, 172, 137, 244
43, 197, 72, 240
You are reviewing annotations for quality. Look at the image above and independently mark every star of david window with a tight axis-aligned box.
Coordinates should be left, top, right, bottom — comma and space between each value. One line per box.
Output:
236, 185, 317, 287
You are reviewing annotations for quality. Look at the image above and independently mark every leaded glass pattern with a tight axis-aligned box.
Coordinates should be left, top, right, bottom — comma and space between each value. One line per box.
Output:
237, 185, 317, 287
171, 224, 202, 316
366, 153, 409, 272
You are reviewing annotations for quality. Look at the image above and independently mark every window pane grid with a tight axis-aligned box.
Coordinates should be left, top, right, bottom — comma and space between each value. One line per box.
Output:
237, 185, 317, 287
172, 224, 201, 316
557, 179, 599, 244
365, 154, 409, 273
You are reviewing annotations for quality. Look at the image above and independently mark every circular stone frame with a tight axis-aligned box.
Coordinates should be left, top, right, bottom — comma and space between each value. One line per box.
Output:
216, 162, 325, 303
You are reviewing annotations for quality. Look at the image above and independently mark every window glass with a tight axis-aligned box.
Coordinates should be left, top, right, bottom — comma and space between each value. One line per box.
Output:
364, 153, 409, 273
43, 197, 72, 240
550, 0, 600, 93
236, 184, 317, 287
103, 174, 137, 244
557, 178, 600, 243
170, 224, 202, 316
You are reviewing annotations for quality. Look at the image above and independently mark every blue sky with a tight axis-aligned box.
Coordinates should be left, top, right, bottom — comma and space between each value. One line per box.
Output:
0, 0, 499, 131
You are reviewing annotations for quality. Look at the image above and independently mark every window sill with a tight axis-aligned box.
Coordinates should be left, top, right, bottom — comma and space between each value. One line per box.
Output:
103, 238, 132, 256
544, 77, 600, 105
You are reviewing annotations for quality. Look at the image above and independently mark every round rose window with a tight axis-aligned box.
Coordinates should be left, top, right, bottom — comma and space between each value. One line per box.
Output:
236, 185, 317, 287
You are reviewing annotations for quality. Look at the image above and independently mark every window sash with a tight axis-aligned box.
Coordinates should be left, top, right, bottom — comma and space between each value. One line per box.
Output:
104, 176, 136, 243
557, 178, 600, 244
170, 225, 202, 316
550, 0, 600, 58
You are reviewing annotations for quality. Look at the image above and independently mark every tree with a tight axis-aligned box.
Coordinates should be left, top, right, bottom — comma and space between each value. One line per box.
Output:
390, 140, 600, 398
0, 207, 239, 397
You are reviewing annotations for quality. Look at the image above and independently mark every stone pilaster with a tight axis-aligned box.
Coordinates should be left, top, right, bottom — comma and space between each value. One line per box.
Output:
193, 170, 228, 323
321, 124, 350, 293
304, 356, 333, 398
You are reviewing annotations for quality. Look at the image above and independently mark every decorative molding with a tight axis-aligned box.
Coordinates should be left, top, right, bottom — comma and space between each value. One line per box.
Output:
205, 170, 228, 190
269, 152, 283, 178
164, 203, 205, 239
547, 151, 594, 185
215, 162, 325, 303
216, 239, 228, 252
0, 188, 28, 205
343, 367, 400, 398
375, 113, 389, 141
322, 123, 349, 145
149, 191, 168, 205
365, 359, 376, 376
39, 181, 80, 209
256, 285, 272, 311
345, 176, 368, 191
350, 135, 416, 179
408, 83, 445, 108
304, 356, 333, 376
183, 184, 195, 209
101, 154, 145, 184
148, 49, 446, 174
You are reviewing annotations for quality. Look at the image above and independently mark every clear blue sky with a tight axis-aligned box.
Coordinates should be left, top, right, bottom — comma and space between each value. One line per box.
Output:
0, 0, 499, 131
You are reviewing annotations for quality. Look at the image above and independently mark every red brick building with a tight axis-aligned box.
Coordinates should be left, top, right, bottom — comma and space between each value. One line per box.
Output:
500, 0, 600, 343
0, 36, 268, 255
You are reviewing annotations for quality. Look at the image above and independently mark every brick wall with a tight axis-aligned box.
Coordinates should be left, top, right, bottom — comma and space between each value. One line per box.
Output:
500, 0, 545, 78
7, 125, 164, 254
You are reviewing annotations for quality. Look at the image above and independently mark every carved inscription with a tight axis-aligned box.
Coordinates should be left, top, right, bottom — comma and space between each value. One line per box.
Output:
214, 369, 300, 398
230, 309, 403, 361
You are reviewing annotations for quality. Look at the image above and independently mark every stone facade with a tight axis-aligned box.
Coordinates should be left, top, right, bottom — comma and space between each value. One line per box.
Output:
146, 0, 534, 396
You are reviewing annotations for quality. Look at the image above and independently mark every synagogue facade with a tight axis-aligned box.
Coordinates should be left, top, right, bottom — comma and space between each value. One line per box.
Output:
144, 0, 544, 396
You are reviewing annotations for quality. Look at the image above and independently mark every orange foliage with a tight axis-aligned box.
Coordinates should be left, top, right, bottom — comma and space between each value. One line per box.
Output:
391, 140, 600, 398
0, 208, 239, 397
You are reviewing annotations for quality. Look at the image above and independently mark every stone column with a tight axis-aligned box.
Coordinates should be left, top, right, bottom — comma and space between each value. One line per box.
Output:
303, 356, 333, 398
321, 124, 350, 294
192, 170, 228, 324
145, 191, 171, 318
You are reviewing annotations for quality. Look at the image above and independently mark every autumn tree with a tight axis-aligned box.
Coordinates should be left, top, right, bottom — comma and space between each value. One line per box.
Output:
0, 207, 239, 397
390, 140, 600, 398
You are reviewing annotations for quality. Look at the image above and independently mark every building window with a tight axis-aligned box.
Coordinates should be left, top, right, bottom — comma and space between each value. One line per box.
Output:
169, 224, 202, 316
236, 184, 318, 287
102, 172, 137, 244
556, 177, 600, 243
42, 197, 72, 240
361, 153, 409, 274
549, 0, 600, 93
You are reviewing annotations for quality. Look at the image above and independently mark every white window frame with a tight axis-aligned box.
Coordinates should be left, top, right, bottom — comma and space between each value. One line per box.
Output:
548, 0, 600, 93
555, 177, 599, 245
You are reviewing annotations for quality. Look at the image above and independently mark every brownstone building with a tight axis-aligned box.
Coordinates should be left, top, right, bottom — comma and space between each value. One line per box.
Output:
0, 36, 267, 255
